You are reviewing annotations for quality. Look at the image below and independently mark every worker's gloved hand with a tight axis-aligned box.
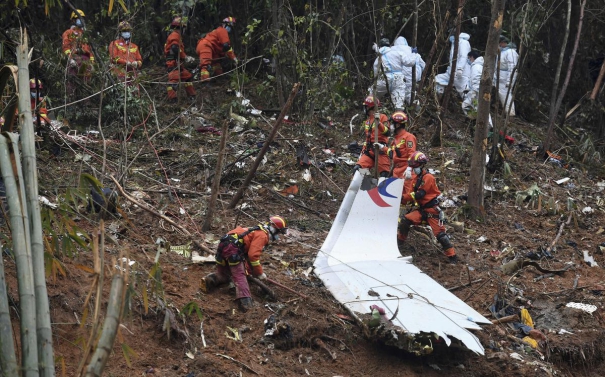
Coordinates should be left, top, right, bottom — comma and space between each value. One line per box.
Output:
439, 210, 446, 224
374, 112, 381, 120
257, 273, 267, 280
455, 69, 463, 79
411, 47, 418, 54
372, 43, 379, 52
185, 55, 195, 64
68, 59, 77, 68
404, 166, 412, 180
373, 142, 385, 149
233, 57, 239, 65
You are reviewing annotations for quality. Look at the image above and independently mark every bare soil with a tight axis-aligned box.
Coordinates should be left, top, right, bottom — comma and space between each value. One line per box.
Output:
3, 82, 605, 377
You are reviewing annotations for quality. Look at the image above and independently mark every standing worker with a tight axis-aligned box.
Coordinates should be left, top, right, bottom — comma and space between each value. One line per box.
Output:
164, 17, 196, 101
62, 9, 95, 97
392, 37, 425, 106
435, 33, 471, 98
353, 96, 391, 177
200, 216, 288, 312
108, 21, 143, 85
370, 38, 419, 108
495, 36, 518, 116
397, 152, 457, 264
196, 17, 238, 81
29, 78, 51, 126
462, 51, 493, 127
388, 109, 416, 179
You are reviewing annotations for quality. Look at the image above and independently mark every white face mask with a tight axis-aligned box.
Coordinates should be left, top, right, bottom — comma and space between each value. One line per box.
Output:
75, 19, 83, 27
413, 167, 422, 175
121, 32, 131, 40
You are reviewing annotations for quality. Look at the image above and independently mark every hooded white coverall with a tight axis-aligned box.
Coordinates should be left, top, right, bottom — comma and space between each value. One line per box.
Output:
369, 45, 419, 108
392, 37, 426, 105
462, 56, 492, 127
435, 33, 471, 98
496, 44, 518, 116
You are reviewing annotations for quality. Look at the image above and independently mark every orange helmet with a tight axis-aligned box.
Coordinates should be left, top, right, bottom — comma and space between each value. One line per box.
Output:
408, 151, 429, 168
391, 108, 408, 124
223, 17, 236, 26
363, 95, 380, 109
118, 21, 132, 31
269, 215, 288, 234
29, 78, 43, 90
170, 17, 183, 27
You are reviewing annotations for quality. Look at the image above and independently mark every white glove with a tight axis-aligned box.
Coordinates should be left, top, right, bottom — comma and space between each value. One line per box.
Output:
68, 59, 77, 68
455, 69, 462, 79
185, 56, 195, 64
374, 112, 381, 120
233, 57, 239, 64
257, 273, 267, 280
373, 142, 385, 149
404, 166, 412, 180
127, 61, 138, 68
372, 43, 379, 52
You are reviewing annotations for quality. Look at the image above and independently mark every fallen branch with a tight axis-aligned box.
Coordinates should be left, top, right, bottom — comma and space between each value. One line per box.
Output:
491, 314, 519, 324
314, 338, 337, 360
110, 175, 191, 237
545, 211, 573, 255
266, 278, 308, 299
216, 353, 259, 375
447, 278, 483, 292
248, 276, 277, 300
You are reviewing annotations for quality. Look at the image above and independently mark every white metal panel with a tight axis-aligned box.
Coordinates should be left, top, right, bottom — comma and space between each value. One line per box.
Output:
314, 172, 490, 355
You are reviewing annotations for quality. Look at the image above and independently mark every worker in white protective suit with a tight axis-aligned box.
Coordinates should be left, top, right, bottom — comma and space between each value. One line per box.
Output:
461, 50, 492, 128
392, 37, 426, 105
495, 36, 518, 116
435, 33, 471, 98
369, 38, 420, 109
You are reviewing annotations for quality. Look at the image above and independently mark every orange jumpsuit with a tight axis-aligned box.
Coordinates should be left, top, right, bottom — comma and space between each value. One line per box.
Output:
390, 128, 417, 178
399, 171, 455, 257
108, 38, 142, 82
213, 226, 270, 300
62, 26, 95, 94
31, 97, 50, 125
196, 26, 236, 79
164, 30, 195, 99
356, 113, 390, 174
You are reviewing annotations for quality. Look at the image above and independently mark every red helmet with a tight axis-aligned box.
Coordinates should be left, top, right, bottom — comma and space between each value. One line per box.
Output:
223, 17, 236, 26
408, 151, 428, 168
391, 109, 408, 124
170, 17, 184, 27
269, 215, 288, 234
29, 78, 43, 90
363, 95, 380, 109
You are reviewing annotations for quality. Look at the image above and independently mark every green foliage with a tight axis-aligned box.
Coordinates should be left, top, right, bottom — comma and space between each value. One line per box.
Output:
181, 301, 204, 321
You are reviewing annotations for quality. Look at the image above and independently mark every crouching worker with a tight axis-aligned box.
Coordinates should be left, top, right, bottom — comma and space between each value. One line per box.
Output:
397, 152, 457, 263
201, 216, 288, 312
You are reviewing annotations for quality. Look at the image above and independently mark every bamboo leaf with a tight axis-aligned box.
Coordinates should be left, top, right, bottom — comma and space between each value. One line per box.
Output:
53, 258, 67, 278
121, 343, 137, 367
108, 0, 114, 15
75, 264, 95, 274
80, 307, 89, 328
142, 286, 149, 315
118, 0, 129, 13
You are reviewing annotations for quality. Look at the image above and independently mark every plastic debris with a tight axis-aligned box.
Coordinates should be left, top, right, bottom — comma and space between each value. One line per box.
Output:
303, 169, 312, 182
582, 250, 599, 267
510, 352, 524, 361
476, 235, 488, 243
171, 244, 192, 258
582, 207, 594, 214
555, 177, 570, 185
558, 329, 574, 335
566, 302, 597, 314
278, 185, 299, 196
39, 195, 58, 209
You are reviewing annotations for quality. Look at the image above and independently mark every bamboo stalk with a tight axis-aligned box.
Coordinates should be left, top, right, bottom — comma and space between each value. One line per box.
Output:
0, 244, 18, 376
17, 31, 55, 376
0, 135, 39, 376
203, 120, 229, 231
84, 272, 125, 377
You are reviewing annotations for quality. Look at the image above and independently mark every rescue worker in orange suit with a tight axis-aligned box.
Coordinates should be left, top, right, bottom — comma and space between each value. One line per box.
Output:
388, 108, 416, 179
200, 216, 288, 312
196, 17, 238, 81
353, 96, 391, 177
62, 9, 95, 96
108, 21, 142, 85
29, 79, 51, 127
164, 17, 196, 100
398, 152, 458, 263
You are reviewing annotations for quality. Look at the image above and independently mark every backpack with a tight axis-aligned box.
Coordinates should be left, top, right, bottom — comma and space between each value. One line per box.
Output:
215, 226, 261, 265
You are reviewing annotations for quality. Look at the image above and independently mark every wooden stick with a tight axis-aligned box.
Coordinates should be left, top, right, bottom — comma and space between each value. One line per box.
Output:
545, 211, 573, 255
215, 353, 259, 375
314, 338, 337, 360
491, 314, 519, 324
448, 278, 483, 292
228, 83, 300, 209
203, 120, 229, 231
248, 276, 277, 300
266, 278, 308, 299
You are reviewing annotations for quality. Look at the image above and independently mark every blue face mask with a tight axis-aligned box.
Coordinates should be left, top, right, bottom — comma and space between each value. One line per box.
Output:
225, 25, 232, 33
413, 167, 422, 175
75, 19, 83, 27
121, 32, 131, 40
31, 92, 39, 99
449, 35, 455, 44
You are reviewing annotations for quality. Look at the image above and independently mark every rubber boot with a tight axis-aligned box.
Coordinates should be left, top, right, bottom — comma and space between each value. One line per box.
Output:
237, 297, 253, 312
448, 254, 458, 264
200, 274, 217, 293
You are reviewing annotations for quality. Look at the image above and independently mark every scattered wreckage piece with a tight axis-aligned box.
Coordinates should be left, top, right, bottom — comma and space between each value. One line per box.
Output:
314, 171, 490, 355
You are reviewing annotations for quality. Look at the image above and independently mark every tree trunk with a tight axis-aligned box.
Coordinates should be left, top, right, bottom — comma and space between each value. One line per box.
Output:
543, 0, 571, 153
440, 0, 465, 111
419, 4, 451, 91
0, 245, 18, 376
467, 0, 506, 220
17, 31, 55, 377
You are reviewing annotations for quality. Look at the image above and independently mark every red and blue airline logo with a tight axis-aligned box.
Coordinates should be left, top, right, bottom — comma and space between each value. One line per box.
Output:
368, 177, 397, 207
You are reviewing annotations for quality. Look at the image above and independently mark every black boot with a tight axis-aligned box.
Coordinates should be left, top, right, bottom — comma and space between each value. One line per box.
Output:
200, 274, 217, 293
237, 297, 253, 312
